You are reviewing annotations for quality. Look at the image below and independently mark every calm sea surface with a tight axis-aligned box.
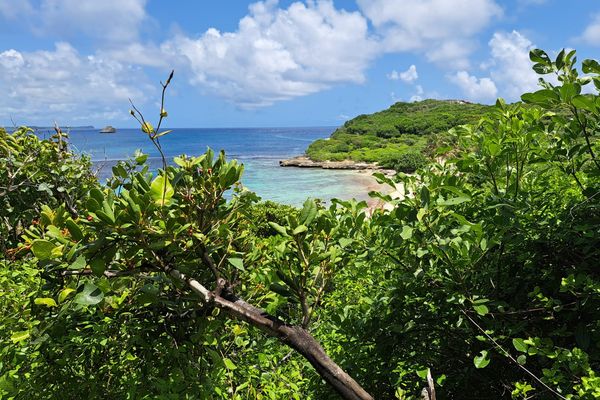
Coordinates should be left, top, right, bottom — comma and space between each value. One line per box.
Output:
43, 127, 374, 206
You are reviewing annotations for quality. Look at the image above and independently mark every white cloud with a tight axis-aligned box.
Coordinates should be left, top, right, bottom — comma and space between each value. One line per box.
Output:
488, 31, 539, 99
0, 43, 153, 124
425, 39, 475, 70
388, 64, 418, 83
0, 0, 33, 19
450, 71, 497, 101
357, 0, 502, 67
42, 0, 147, 42
410, 85, 425, 102
161, 0, 378, 108
0, 0, 147, 42
579, 14, 600, 45
450, 30, 547, 102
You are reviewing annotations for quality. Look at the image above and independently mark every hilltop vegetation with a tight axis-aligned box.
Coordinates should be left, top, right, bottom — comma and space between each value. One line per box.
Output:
1, 49, 600, 399
306, 99, 492, 171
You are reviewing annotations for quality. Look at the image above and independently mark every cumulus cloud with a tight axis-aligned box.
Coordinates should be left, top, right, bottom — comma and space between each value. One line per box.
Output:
488, 31, 539, 99
450, 71, 497, 101
161, 0, 378, 108
0, 0, 147, 42
357, 0, 502, 68
388, 65, 418, 83
0, 43, 153, 124
579, 14, 600, 45
449, 30, 543, 102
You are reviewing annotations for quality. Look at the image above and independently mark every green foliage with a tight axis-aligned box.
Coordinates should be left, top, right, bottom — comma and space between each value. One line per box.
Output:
327, 49, 598, 398
1, 48, 599, 400
0, 127, 96, 252
306, 99, 492, 171
340, 99, 490, 137
247, 200, 299, 238
378, 152, 428, 172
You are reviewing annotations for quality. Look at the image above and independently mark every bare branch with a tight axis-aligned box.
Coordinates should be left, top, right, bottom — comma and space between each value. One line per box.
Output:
60, 269, 146, 278
164, 264, 373, 400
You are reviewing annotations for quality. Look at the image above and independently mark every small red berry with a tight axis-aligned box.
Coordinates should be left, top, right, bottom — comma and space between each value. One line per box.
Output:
87, 215, 94, 221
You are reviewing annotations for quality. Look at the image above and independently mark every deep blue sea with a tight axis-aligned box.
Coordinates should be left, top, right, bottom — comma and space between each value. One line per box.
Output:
40, 127, 375, 206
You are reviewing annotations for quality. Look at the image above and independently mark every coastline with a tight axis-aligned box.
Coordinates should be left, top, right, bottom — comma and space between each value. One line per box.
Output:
279, 154, 402, 211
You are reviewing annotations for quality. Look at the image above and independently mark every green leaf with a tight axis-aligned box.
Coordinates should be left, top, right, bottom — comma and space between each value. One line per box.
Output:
572, 95, 597, 112
268, 222, 288, 236
512, 338, 528, 353
58, 288, 76, 303
10, 331, 30, 343
416, 368, 429, 379
517, 355, 527, 365
155, 130, 172, 138
228, 258, 245, 271
37, 182, 52, 195
141, 122, 154, 134
339, 238, 353, 248
529, 49, 551, 64
89, 188, 104, 204
73, 283, 104, 306
400, 226, 413, 240
34, 297, 57, 307
31, 239, 57, 260
474, 350, 490, 369
150, 174, 174, 205
438, 196, 471, 206
473, 304, 489, 316
559, 83, 580, 101
89, 257, 106, 276
223, 358, 237, 370
65, 219, 84, 241
292, 225, 308, 235
135, 152, 148, 164
68, 255, 87, 270
582, 59, 600, 74
521, 89, 559, 106
299, 199, 318, 226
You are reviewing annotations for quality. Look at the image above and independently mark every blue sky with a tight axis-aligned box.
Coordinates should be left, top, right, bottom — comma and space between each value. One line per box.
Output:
0, 0, 598, 128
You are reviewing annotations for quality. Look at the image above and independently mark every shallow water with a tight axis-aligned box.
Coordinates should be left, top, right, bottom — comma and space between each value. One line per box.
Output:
46, 127, 376, 206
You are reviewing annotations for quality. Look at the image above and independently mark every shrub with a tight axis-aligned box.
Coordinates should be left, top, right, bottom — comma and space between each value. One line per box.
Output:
379, 152, 428, 172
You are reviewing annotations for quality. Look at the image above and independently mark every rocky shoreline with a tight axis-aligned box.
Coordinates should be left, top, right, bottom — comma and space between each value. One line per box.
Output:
279, 155, 379, 170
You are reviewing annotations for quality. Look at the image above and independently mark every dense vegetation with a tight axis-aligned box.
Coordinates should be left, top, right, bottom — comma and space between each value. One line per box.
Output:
306, 99, 492, 171
1, 49, 599, 399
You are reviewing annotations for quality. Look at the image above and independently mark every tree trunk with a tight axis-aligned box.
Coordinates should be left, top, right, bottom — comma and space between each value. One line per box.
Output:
166, 266, 373, 400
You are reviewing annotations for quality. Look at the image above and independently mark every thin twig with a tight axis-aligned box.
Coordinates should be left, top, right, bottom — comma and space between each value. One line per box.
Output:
461, 309, 567, 400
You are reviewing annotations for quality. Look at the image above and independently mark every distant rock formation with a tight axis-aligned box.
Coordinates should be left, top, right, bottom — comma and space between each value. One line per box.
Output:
279, 156, 378, 170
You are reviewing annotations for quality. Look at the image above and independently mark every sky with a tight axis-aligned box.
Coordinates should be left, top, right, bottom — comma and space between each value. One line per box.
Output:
0, 0, 598, 128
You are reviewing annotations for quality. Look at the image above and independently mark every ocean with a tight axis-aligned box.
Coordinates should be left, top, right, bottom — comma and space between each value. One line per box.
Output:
47, 127, 376, 206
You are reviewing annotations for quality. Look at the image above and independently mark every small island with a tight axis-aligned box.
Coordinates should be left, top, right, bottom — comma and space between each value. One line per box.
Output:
99, 125, 117, 133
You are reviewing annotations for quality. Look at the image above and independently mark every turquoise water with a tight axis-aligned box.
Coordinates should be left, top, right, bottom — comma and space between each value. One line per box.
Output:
47, 127, 374, 206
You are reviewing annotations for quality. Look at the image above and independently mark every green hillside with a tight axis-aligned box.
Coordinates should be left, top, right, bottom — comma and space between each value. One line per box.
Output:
306, 99, 492, 171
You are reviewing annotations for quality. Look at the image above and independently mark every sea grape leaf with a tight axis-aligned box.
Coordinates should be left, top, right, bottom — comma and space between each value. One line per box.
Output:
299, 199, 318, 226
73, 283, 104, 306
31, 239, 57, 260
474, 350, 490, 369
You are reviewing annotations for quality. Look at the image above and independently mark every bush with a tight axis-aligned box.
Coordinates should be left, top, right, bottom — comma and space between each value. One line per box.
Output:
379, 152, 428, 172
0, 127, 96, 253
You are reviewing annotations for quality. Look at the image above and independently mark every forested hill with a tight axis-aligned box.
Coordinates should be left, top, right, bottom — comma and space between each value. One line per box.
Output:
306, 99, 493, 171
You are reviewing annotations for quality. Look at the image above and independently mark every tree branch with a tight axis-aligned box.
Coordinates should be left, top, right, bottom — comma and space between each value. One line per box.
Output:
60, 269, 146, 278
163, 264, 373, 400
